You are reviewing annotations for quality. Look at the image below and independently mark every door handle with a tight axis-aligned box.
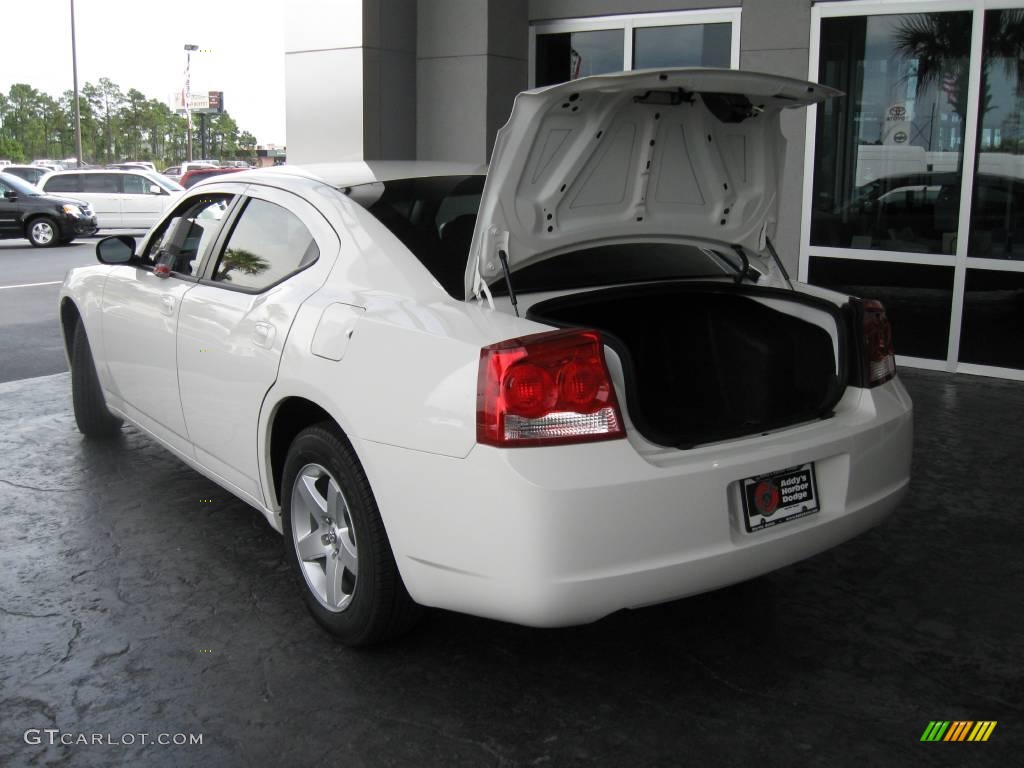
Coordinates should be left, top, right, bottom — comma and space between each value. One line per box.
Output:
160, 294, 175, 316
253, 321, 276, 349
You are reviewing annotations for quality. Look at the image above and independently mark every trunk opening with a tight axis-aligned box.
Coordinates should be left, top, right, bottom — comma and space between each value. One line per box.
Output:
527, 282, 849, 448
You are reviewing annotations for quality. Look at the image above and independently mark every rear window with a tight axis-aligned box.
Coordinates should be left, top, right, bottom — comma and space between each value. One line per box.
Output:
490, 243, 732, 296
343, 175, 484, 298
343, 175, 734, 298
44, 174, 81, 193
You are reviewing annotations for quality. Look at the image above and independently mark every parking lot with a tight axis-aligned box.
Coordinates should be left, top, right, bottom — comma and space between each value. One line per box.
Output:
0, 364, 1019, 767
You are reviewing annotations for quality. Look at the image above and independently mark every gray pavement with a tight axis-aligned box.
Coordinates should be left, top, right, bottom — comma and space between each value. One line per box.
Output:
0, 236, 143, 383
0, 368, 1020, 766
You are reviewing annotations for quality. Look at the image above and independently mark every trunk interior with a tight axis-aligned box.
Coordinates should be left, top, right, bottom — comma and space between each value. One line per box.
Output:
527, 282, 846, 448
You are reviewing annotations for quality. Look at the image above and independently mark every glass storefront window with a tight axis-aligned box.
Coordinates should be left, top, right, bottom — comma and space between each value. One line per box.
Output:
968, 10, 1024, 260
811, 12, 971, 255
535, 29, 624, 87
960, 268, 1024, 369
632, 23, 731, 69
808, 257, 954, 360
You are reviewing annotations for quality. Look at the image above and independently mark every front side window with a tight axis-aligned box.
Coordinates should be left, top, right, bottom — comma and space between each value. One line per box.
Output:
810, 11, 971, 254
210, 198, 318, 291
143, 195, 234, 275
123, 174, 150, 194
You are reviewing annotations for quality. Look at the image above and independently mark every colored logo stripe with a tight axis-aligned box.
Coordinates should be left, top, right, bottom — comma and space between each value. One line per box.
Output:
920, 721, 996, 742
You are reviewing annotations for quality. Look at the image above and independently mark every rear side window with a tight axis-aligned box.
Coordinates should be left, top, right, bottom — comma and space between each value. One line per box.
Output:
210, 198, 318, 292
81, 174, 120, 193
343, 175, 484, 298
44, 174, 81, 193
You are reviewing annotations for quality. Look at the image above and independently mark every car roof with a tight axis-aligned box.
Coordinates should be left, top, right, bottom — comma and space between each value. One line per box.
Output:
46, 168, 152, 174
239, 161, 485, 188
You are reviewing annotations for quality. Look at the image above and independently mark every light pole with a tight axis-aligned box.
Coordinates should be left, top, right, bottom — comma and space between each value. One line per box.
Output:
70, 0, 83, 167
184, 43, 198, 162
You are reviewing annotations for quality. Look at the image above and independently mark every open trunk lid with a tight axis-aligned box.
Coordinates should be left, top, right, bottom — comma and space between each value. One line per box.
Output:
466, 68, 838, 299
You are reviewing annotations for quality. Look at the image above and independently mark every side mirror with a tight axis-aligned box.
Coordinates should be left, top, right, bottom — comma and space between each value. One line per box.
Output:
96, 235, 136, 264
148, 184, 162, 195
3, 190, 17, 200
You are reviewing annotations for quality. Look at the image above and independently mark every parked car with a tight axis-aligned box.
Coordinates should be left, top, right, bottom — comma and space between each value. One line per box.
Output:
108, 161, 157, 173
39, 169, 183, 229
0, 171, 97, 246
2, 164, 51, 186
179, 166, 246, 188
59, 69, 912, 646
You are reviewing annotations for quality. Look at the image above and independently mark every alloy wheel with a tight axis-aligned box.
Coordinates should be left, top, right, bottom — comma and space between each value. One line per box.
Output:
31, 220, 55, 245
290, 462, 359, 612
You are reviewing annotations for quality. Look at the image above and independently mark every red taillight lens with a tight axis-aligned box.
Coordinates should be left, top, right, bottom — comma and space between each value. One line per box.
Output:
477, 329, 625, 447
861, 299, 896, 386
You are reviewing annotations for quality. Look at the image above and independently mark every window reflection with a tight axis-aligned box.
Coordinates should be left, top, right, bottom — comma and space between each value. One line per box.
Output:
959, 269, 1024, 369
811, 12, 971, 254
535, 29, 624, 87
211, 198, 318, 291
968, 10, 1024, 259
632, 23, 731, 69
808, 257, 954, 360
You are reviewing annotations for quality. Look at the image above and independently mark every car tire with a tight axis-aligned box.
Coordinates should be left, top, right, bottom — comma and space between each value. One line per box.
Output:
27, 216, 60, 248
71, 322, 123, 438
281, 423, 422, 646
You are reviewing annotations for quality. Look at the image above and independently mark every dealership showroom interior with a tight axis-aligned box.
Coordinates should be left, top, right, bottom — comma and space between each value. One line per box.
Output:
1, 0, 1021, 765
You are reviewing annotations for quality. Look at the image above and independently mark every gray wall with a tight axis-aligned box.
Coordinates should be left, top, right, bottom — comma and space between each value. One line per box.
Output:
285, 0, 815, 270
416, 0, 528, 162
739, 0, 812, 272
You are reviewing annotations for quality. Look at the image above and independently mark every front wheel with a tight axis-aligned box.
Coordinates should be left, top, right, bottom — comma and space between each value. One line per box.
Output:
281, 423, 421, 646
27, 217, 60, 248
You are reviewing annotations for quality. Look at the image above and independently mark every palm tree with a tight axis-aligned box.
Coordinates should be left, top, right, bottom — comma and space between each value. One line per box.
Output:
895, 10, 1024, 151
215, 248, 270, 282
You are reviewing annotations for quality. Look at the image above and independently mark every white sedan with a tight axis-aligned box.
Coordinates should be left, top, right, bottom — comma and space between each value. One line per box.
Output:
59, 69, 913, 646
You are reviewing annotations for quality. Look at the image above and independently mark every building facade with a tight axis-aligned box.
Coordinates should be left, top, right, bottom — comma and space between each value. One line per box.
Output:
286, 0, 1024, 381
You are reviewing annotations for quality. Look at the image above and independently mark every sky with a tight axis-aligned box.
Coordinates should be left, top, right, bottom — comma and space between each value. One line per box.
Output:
1, 0, 286, 146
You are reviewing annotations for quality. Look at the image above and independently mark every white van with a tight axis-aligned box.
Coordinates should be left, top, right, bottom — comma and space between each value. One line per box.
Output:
39, 169, 183, 229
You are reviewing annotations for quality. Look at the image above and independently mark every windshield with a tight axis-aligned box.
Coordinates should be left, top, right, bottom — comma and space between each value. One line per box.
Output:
148, 173, 184, 192
0, 172, 41, 195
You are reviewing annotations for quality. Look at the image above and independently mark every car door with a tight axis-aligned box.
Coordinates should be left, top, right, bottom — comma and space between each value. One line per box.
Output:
175, 185, 339, 503
100, 193, 236, 456
79, 172, 123, 228
121, 173, 165, 229
0, 176, 24, 237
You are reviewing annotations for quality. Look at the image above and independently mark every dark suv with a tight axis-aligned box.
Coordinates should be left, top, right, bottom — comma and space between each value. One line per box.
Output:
0, 172, 98, 247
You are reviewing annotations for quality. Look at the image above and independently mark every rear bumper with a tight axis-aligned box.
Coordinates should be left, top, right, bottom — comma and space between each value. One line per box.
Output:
357, 378, 913, 627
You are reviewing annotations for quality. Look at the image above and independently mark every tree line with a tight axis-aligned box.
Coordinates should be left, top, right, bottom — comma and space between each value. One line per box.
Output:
0, 78, 259, 168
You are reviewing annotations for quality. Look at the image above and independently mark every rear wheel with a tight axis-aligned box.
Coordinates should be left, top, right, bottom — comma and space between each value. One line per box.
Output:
27, 217, 59, 248
281, 423, 421, 646
71, 322, 123, 438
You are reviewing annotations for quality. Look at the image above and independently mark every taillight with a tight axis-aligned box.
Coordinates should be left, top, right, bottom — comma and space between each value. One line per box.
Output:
477, 329, 625, 447
861, 299, 895, 386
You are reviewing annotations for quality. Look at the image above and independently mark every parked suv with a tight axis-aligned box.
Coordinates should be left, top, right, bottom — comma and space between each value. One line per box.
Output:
2, 164, 50, 186
0, 171, 97, 247
39, 169, 183, 229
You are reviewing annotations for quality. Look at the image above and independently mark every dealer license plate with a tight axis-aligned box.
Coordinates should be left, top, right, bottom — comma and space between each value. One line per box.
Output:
740, 463, 819, 533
